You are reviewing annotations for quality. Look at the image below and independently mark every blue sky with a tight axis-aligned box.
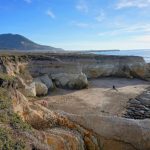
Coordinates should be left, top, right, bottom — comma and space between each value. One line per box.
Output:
0, 0, 150, 50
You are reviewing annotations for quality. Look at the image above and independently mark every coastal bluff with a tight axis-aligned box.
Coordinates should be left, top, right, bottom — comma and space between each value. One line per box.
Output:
1, 52, 149, 81
0, 52, 150, 150
1, 53, 149, 91
22, 53, 150, 80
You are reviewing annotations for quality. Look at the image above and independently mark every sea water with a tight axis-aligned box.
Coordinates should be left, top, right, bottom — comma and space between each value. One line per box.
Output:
93, 50, 150, 63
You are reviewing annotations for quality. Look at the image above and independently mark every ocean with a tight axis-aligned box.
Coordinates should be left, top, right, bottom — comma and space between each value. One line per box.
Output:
92, 50, 150, 63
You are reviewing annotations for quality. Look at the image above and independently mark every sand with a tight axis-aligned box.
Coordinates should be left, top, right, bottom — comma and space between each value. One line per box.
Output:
35, 77, 150, 117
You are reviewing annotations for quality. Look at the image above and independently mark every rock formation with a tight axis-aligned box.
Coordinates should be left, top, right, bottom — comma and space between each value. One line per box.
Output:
27, 53, 150, 80
37, 74, 54, 90
52, 73, 88, 89
67, 114, 150, 150
12, 90, 99, 150
124, 87, 150, 119
0, 53, 150, 150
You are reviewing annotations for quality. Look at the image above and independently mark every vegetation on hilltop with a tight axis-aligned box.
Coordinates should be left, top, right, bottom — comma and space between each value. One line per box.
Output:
0, 33, 64, 52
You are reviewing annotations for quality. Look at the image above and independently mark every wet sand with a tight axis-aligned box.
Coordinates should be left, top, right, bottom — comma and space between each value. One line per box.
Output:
35, 77, 150, 117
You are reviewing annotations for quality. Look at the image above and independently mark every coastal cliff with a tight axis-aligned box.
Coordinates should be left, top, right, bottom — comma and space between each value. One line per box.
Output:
1, 53, 149, 92
27, 53, 149, 79
0, 52, 150, 150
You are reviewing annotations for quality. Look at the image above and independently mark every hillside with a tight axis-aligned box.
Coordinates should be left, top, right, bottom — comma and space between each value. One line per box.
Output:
0, 34, 64, 52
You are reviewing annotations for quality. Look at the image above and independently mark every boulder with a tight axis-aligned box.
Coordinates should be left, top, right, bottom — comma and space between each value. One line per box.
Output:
68, 73, 88, 89
52, 73, 88, 89
33, 81, 48, 96
37, 74, 54, 89
67, 114, 150, 150
23, 83, 36, 97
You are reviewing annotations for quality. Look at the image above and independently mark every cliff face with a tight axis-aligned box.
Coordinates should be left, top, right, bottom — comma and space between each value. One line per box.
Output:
27, 54, 149, 80
0, 53, 150, 150
0, 53, 149, 81
1, 53, 149, 92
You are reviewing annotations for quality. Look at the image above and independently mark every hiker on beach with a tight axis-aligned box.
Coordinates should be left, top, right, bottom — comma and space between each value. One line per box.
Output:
113, 85, 118, 91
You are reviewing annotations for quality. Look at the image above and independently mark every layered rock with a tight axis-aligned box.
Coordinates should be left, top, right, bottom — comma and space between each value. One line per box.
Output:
28, 53, 149, 79
67, 114, 150, 150
17, 76, 49, 97
0, 53, 149, 92
12, 90, 99, 150
12, 90, 150, 150
1, 53, 149, 79
124, 87, 150, 119
0, 53, 150, 150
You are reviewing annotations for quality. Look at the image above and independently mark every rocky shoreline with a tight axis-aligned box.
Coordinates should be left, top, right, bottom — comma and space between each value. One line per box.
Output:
0, 52, 150, 150
124, 87, 150, 119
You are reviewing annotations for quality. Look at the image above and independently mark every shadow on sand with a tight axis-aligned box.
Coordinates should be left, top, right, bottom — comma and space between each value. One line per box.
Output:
48, 77, 150, 96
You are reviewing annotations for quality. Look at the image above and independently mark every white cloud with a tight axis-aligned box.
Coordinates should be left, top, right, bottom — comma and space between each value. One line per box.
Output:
24, 0, 32, 3
116, 0, 150, 9
46, 10, 56, 19
95, 10, 105, 22
76, 0, 88, 13
98, 23, 150, 36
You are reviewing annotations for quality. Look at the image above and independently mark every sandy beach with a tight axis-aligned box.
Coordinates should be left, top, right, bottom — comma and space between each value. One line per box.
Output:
34, 77, 149, 117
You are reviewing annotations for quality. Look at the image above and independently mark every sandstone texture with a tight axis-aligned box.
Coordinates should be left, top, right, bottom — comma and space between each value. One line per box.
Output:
0, 53, 150, 150
12, 90, 99, 150
35, 74, 54, 90
52, 73, 88, 89
0, 53, 149, 91
23, 83, 36, 97
27, 53, 149, 80
34, 81, 48, 96
67, 114, 150, 150
12, 88, 150, 150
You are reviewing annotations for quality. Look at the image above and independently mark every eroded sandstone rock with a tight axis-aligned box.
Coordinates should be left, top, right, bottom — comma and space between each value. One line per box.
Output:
23, 83, 36, 97
52, 73, 88, 89
33, 81, 48, 96
12, 89, 150, 150
67, 114, 150, 150
12, 90, 99, 150
36, 74, 54, 90
27, 53, 149, 79
1, 54, 150, 150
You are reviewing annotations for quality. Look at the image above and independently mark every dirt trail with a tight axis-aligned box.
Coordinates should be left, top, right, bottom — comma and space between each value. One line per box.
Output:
35, 77, 150, 117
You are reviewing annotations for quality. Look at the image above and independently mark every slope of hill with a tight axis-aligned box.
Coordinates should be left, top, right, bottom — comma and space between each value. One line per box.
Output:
0, 34, 64, 52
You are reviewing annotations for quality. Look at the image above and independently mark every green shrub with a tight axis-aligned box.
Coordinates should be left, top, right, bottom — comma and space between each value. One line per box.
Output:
0, 128, 25, 150
0, 87, 32, 149
0, 87, 10, 100
0, 128, 13, 150
10, 113, 31, 131
0, 111, 9, 123
13, 140, 26, 150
